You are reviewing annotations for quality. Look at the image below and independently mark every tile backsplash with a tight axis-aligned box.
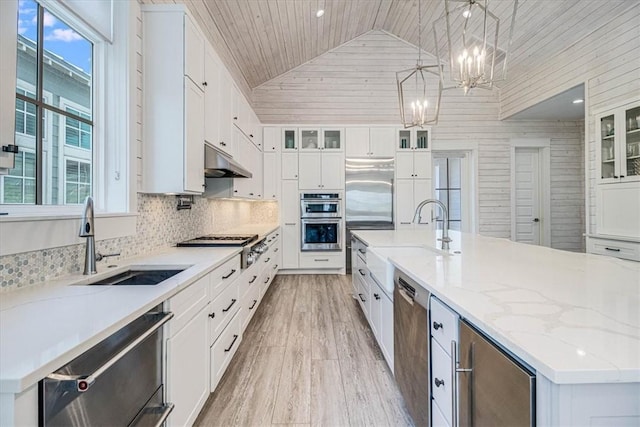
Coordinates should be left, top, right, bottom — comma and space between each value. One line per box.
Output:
0, 195, 278, 292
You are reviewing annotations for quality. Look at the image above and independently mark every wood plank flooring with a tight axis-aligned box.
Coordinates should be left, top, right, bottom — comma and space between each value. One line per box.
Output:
194, 274, 413, 427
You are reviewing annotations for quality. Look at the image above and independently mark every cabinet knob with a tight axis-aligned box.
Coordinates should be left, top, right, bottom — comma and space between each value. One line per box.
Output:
435, 378, 445, 387
202, 81, 208, 87
250, 134, 254, 138
620, 175, 625, 178
233, 116, 238, 120
208, 312, 215, 319
374, 293, 381, 300
613, 175, 619, 178
433, 321, 443, 330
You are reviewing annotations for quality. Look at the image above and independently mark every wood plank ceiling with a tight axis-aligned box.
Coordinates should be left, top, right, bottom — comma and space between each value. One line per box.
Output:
198, 0, 634, 90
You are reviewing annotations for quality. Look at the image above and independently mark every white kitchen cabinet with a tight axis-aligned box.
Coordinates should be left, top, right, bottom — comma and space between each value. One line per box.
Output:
345, 127, 395, 157
166, 307, 209, 427
281, 180, 300, 269
396, 178, 432, 227
397, 128, 431, 151
263, 126, 280, 152
210, 310, 242, 392
0, 0, 17, 171
282, 152, 299, 180
204, 47, 221, 149
217, 70, 235, 157
282, 128, 298, 151
379, 288, 394, 371
396, 151, 431, 179
142, 6, 206, 194
298, 151, 345, 190
300, 128, 343, 151
184, 14, 205, 87
596, 100, 640, 184
263, 152, 280, 200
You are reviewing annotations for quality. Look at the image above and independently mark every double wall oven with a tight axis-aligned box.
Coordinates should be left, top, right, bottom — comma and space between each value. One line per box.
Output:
300, 193, 342, 251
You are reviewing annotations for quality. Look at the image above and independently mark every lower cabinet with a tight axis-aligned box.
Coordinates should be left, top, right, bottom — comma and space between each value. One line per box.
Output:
166, 307, 209, 427
210, 310, 242, 391
299, 251, 344, 269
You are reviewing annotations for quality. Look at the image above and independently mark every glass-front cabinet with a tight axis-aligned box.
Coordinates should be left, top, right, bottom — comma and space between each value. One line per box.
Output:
596, 101, 640, 183
282, 128, 298, 151
397, 128, 431, 151
300, 128, 343, 151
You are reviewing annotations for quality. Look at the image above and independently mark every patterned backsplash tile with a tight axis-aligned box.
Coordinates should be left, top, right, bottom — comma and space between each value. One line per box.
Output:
0, 195, 278, 292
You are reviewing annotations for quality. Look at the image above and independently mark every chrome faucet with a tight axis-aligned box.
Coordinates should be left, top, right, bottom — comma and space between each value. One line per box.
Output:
412, 199, 452, 250
79, 196, 97, 275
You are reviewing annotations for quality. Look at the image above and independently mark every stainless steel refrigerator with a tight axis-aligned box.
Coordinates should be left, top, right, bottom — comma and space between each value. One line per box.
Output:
345, 157, 395, 272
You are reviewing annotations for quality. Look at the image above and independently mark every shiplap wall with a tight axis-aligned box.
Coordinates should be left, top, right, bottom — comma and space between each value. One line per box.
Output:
499, 6, 640, 235
254, 30, 585, 250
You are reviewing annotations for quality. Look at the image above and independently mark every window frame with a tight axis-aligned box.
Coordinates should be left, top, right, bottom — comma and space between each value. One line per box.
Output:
0, 148, 37, 204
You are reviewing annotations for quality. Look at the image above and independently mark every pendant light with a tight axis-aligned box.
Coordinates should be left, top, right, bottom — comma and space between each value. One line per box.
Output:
396, 0, 443, 128
433, 0, 519, 94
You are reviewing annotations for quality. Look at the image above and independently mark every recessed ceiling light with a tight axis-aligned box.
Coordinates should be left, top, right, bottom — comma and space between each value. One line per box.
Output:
572, 99, 584, 104
316, 9, 324, 18
462, 10, 471, 18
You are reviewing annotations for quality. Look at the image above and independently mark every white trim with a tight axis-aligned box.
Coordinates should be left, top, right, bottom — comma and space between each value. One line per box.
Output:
510, 138, 551, 246
584, 81, 590, 236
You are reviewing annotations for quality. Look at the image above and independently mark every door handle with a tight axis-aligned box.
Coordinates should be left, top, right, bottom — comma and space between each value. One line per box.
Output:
532, 218, 540, 222
222, 299, 237, 312
224, 334, 239, 352
451, 340, 473, 427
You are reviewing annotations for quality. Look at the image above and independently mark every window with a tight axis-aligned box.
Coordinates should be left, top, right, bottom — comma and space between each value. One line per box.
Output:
64, 158, 91, 204
1, 0, 93, 205
433, 155, 464, 231
1, 150, 36, 204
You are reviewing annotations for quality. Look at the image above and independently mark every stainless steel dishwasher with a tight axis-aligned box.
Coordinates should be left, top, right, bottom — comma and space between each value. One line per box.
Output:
394, 270, 431, 427
40, 304, 174, 426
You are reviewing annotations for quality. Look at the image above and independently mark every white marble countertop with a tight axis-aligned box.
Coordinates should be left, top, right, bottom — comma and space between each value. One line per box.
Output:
0, 246, 241, 393
352, 228, 640, 384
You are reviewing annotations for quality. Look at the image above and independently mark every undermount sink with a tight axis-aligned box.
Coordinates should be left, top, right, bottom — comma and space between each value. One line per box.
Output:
84, 269, 185, 286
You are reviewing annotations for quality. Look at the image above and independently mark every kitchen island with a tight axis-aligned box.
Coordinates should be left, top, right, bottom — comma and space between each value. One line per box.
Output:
352, 227, 640, 426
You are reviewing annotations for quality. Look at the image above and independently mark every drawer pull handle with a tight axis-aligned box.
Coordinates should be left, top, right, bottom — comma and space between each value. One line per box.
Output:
273, 264, 278, 270
433, 321, 443, 330
264, 277, 270, 284
224, 334, 239, 352
605, 247, 621, 252
222, 299, 237, 312
314, 258, 329, 262
374, 293, 381, 300
359, 269, 366, 276
358, 248, 366, 254
435, 378, 445, 387
249, 275, 257, 284
249, 300, 257, 310
208, 312, 215, 319
358, 293, 366, 302
285, 222, 296, 226
274, 248, 279, 252
264, 257, 271, 263
222, 269, 236, 279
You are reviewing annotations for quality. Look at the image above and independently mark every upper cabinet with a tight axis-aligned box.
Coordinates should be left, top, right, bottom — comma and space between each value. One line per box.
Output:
142, 6, 206, 194
397, 128, 431, 151
300, 128, 343, 151
282, 128, 298, 151
345, 127, 395, 157
232, 87, 261, 149
596, 101, 640, 184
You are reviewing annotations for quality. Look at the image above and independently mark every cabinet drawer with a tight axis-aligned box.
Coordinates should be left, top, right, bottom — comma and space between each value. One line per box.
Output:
238, 267, 260, 300
208, 278, 240, 345
587, 237, 640, 261
166, 274, 209, 336
259, 268, 272, 298
210, 311, 242, 392
299, 252, 344, 269
431, 339, 453, 425
430, 297, 459, 354
242, 280, 261, 331
210, 255, 241, 298
432, 398, 451, 427
355, 273, 370, 318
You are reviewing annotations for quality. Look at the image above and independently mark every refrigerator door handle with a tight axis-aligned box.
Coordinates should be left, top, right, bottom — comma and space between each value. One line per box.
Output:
451, 339, 472, 427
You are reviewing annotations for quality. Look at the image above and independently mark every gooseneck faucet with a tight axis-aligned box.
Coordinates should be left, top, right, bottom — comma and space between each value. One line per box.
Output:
79, 196, 97, 275
412, 199, 452, 250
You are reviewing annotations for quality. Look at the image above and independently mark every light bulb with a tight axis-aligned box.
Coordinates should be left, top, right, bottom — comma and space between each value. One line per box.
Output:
462, 49, 468, 59
423, 100, 428, 108
473, 46, 479, 56
316, 9, 324, 17
462, 9, 471, 18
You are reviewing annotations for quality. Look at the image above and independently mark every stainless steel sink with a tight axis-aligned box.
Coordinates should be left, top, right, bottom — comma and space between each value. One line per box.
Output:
85, 269, 185, 286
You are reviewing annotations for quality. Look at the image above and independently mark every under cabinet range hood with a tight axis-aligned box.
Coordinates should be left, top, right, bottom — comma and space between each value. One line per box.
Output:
204, 144, 251, 178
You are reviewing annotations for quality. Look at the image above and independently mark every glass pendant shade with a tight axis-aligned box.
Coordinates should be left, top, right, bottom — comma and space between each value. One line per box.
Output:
397, 63, 443, 128
433, 0, 519, 94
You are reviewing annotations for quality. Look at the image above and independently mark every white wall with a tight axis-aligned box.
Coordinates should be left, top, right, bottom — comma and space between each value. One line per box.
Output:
253, 30, 585, 250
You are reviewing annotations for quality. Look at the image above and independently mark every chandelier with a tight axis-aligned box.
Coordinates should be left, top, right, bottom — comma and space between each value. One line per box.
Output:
433, 0, 519, 94
396, 0, 443, 128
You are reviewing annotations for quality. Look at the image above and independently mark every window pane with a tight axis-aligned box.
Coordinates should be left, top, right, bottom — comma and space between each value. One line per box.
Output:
24, 179, 36, 204
66, 160, 78, 181
449, 189, 462, 221
449, 158, 462, 188
11, 152, 24, 176
78, 184, 90, 201
66, 127, 79, 146
3, 177, 23, 203
42, 9, 92, 119
80, 132, 91, 150
434, 158, 448, 188
65, 183, 77, 204
79, 162, 90, 183
16, 1, 38, 99
24, 152, 36, 177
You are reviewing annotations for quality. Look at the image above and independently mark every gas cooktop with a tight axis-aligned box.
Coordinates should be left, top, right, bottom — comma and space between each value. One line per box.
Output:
177, 234, 258, 247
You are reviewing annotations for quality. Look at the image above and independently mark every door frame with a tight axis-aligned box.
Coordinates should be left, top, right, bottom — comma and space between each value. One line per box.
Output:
510, 139, 551, 246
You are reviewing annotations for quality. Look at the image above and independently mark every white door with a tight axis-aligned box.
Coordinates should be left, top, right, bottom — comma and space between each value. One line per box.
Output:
298, 152, 322, 189
413, 179, 433, 225
514, 148, 541, 245
321, 152, 345, 189
413, 152, 431, 179
345, 127, 369, 157
395, 179, 415, 226
281, 152, 298, 180
395, 152, 414, 179
203, 47, 220, 146
184, 78, 205, 193
263, 152, 278, 200
369, 128, 396, 157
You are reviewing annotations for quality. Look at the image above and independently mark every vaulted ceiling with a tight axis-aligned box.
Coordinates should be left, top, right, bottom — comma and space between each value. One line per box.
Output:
194, 0, 634, 90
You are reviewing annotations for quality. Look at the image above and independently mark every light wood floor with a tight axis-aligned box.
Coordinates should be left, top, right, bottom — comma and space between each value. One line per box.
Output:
194, 274, 413, 427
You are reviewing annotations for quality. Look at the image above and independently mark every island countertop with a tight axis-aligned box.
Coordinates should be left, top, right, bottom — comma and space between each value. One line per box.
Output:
352, 228, 640, 384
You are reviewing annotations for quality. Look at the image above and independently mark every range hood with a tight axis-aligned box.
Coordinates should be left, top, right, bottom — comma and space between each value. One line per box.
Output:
204, 144, 251, 178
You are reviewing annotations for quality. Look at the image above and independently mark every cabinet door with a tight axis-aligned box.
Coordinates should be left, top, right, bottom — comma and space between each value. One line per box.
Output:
623, 104, 640, 180
397, 129, 412, 151
322, 128, 343, 151
204, 47, 220, 146
345, 127, 370, 157
370, 128, 396, 157
321, 152, 345, 189
396, 152, 415, 179
166, 307, 209, 427
413, 179, 433, 225
184, 78, 205, 193
282, 128, 298, 151
415, 129, 430, 150
282, 223, 299, 269
263, 152, 279, 200
396, 179, 415, 226
233, 131, 250, 197
0, 0, 17, 170
281, 180, 299, 223
263, 126, 280, 152
300, 128, 320, 150
248, 142, 262, 199
299, 152, 322, 189
413, 152, 432, 179
184, 14, 204, 87
369, 279, 381, 339
218, 71, 234, 156
379, 291, 394, 370
281, 152, 299, 180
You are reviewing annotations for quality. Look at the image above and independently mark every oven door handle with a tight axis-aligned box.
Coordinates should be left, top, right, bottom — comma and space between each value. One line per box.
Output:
301, 218, 341, 224
46, 311, 174, 392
